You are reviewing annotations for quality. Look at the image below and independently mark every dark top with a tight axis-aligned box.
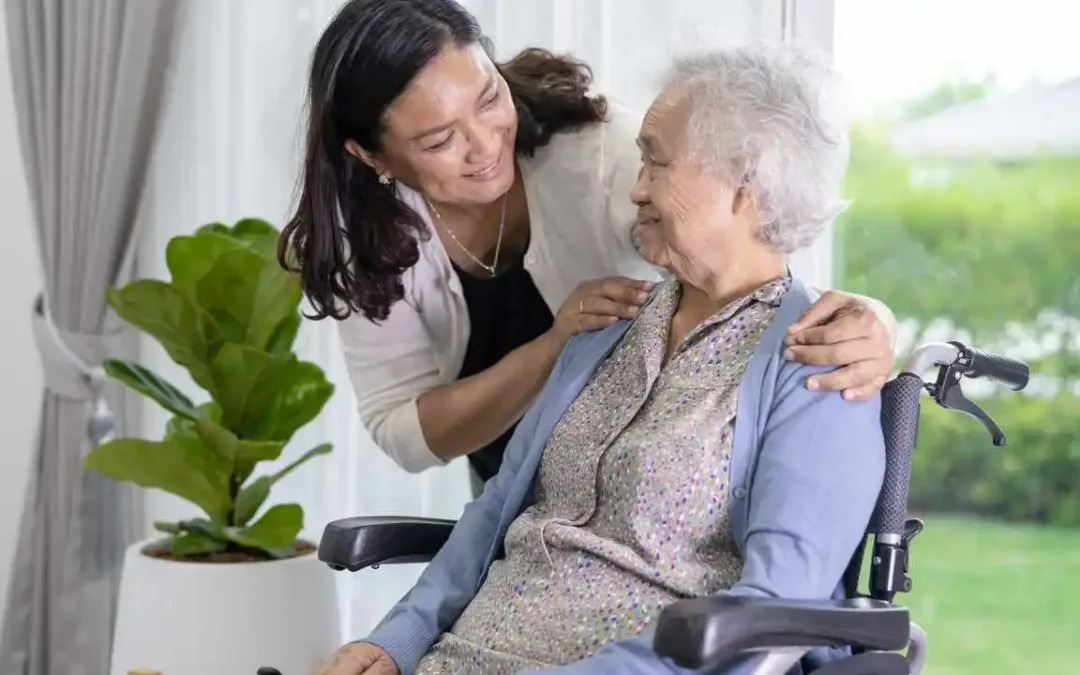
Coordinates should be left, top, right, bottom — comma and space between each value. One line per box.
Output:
452, 257, 555, 483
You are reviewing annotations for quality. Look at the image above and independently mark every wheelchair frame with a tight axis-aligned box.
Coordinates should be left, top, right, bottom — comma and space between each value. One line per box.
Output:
260, 340, 1030, 675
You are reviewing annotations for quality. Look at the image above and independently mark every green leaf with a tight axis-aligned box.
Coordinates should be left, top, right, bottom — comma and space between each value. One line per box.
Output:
242, 360, 335, 442
195, 222, 230, 236
160, 518, 229, 554
233, 442, 333, 526
246, 264, 303, 350
166, 232, 244, 296
191, 417, 283, 482
227, 503, 303, 549
194, 249, 302, 351
230, 218, 281, 259
177, 517, 223, 539
233, 476, 271, 526
172, 530, 228, 557
208, 343, 277, 430
265, 313, 302, 354
105, 280, 220, 392
207, 345, 333, 443
166, 415, 235, 503
234, 439, 286, 482
198, 218, 280, 260
103, 359, 202, 420
191, 417, 238, 464
194, 401, 224, 423
270, 443, 333, 484
260, 545, 299, 560
83, 438, 230, 521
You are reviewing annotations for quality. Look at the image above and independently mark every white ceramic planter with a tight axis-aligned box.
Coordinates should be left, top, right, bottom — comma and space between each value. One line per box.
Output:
109, 539, 340, 675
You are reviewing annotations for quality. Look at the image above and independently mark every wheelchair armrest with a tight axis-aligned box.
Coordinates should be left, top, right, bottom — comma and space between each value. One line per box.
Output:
653, 596, 910, 670
317, 516, 457, 572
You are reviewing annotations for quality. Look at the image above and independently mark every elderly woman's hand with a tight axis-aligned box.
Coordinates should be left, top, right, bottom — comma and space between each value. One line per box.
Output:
313, 642, 399, 675
783, 290, 897, 401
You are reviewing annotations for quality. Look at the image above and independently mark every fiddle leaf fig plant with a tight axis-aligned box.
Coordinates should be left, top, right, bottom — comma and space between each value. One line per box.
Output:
83, 218, 334, 561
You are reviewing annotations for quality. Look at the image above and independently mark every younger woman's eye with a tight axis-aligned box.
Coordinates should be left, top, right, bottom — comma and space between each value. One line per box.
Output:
425, 133, 454, 152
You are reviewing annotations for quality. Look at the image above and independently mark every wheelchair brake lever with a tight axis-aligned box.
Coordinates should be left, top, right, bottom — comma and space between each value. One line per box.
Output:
932, 362, 1007, 446
903, 518, 923, 544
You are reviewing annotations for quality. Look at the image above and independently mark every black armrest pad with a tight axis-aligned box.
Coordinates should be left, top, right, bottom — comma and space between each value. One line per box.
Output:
317, 516, 457, 572
653, 596, 910, 670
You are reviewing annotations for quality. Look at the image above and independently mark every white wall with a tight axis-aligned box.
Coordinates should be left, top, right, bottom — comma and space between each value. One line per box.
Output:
0, 5, 44, 620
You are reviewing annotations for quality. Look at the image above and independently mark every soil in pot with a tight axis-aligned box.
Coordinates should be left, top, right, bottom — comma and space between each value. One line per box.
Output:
141, 539, 317, 564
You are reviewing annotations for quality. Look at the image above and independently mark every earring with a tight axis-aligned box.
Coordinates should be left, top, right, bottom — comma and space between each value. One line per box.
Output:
378, 174, 392, 186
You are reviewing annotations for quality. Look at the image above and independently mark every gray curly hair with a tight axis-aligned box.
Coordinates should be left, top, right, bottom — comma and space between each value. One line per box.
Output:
661, 41, 851, 253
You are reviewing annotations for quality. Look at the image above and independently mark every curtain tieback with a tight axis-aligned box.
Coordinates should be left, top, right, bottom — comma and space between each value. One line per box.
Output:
31, 293, 127, 445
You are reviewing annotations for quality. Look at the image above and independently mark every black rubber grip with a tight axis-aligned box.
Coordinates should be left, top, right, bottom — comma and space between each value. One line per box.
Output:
318, 516, 456, 571
653, 596, 910, 670
871, 374, 923, 537
966, 347, 1030, 391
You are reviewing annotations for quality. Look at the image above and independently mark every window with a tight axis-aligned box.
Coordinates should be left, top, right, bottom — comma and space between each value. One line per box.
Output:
833, 2, 1080, 672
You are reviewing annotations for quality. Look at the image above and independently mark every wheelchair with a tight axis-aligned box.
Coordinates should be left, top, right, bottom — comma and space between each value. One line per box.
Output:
259, 340, 1030, 675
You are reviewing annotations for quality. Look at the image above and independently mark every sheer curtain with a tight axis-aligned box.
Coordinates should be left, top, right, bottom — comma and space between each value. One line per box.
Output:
138, 0, 830, 640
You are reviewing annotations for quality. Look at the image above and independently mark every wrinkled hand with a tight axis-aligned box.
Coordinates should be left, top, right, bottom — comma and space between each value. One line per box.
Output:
552, 277, 655, 339
312, 642, 399, 675
784, 290, 895, 400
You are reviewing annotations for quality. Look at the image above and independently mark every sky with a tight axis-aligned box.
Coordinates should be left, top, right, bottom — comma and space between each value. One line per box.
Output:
832, 0, 1080, 118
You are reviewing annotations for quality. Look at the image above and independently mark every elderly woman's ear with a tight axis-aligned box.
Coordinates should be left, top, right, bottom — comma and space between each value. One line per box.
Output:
783, 290, 898, 401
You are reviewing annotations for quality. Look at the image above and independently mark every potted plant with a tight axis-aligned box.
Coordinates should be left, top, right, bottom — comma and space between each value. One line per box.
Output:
88, 218, 341, 675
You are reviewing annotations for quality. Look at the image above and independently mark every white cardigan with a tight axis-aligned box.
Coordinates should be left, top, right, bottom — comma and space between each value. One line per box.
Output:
337, 102, 661, 473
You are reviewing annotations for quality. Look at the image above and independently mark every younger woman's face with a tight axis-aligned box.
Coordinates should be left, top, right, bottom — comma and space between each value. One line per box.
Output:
350, 43, 519, 207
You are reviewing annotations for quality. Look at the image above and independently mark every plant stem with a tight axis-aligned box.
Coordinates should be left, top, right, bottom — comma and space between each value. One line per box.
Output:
226, 474, 242, 526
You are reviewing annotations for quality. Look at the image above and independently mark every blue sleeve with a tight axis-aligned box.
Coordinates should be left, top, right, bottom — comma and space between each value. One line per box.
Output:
528, 364, 886, 675
730, 365, 885, 601
363, 346, 578, 675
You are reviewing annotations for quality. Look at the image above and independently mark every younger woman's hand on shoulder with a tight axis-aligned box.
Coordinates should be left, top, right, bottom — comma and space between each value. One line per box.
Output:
783, 290, 896, 401
552, 277, 654, 339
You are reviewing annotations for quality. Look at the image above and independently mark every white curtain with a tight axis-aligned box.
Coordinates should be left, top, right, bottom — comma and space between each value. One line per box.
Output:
139, 0, 828, 641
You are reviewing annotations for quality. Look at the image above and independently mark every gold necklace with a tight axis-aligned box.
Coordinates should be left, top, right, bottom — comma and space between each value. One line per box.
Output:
425, 194, 507, 277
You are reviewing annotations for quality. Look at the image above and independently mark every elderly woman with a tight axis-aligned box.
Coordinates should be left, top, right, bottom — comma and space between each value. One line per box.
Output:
316, 43, 886, 675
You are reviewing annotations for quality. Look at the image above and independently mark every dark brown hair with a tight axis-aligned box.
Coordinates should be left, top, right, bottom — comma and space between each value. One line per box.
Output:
278, 0, 608, 322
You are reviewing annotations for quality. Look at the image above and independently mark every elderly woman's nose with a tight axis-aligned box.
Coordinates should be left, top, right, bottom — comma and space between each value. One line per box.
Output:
630, 165, 649, 205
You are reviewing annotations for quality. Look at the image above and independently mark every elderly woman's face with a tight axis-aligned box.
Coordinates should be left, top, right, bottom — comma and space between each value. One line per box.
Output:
630, 86, 755, 281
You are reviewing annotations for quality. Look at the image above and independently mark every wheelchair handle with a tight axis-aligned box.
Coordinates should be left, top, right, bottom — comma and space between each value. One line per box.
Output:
868, 340, 1030, 602
874, 374, 923, 539
898, 341, 1030, 448
881, 341, 1032, 536
899, 341, 1031, 390
957, 342, 1030, 391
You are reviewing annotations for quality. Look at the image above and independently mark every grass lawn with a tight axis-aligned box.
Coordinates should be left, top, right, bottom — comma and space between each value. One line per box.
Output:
884, 515, 1080, 675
